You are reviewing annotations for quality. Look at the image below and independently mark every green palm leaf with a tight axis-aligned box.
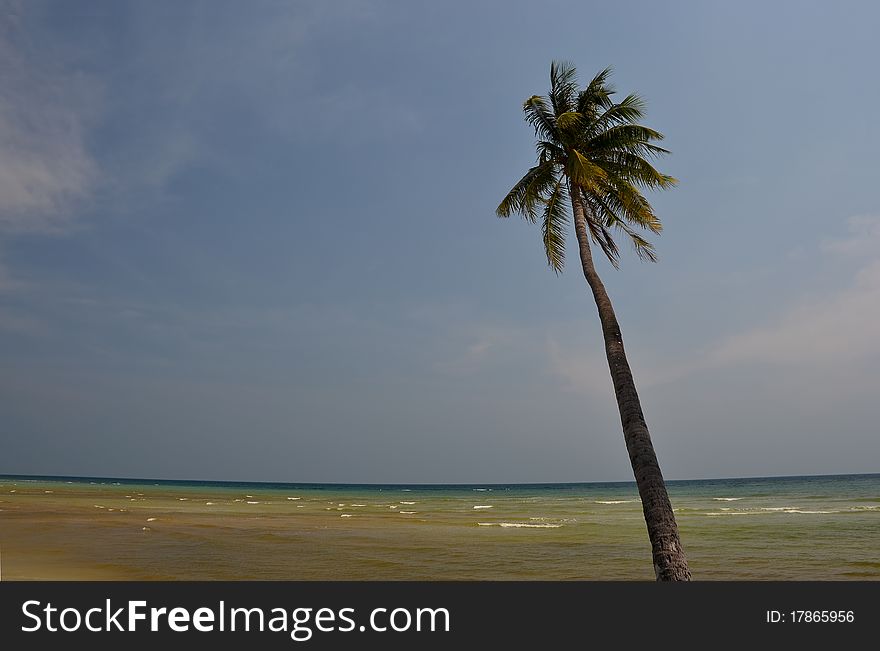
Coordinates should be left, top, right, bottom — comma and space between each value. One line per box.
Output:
549, 61, 579, 116
498, 61, 674, 268
497, 160, 558, 223
541, 176, 569, 272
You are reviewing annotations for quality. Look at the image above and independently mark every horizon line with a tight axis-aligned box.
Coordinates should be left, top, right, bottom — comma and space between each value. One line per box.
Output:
1, 470, 878, 488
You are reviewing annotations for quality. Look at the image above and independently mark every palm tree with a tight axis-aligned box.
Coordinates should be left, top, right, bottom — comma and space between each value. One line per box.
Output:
497, 62, 690, 581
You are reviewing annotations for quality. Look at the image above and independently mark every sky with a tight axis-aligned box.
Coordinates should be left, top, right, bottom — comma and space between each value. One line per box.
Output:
1, 0, 879, 484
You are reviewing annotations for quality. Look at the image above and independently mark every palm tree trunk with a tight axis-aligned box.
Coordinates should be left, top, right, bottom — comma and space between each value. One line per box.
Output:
570, 190, 691, 581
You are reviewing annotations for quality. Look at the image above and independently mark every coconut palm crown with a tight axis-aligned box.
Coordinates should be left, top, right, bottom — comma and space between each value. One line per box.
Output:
497, 62, 675, 270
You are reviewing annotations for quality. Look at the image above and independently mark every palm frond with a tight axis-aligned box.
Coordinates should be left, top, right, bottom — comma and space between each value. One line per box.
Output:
496, 160, 559, 222
536, 139, 566, 163
577, 66, 615, 115
581, 195, 621, 267
592, 151, 677, 190
586, 124, 668, 157
587, 191, 657, 262
523, 95, 558, 142
587, 94, 648, 135
542, 176, 569, 272
566, 149, 607, 189
549, 60, 578, 116
555, 111, 590, 141
594, 174, 663, 234
617, 221, 658, 262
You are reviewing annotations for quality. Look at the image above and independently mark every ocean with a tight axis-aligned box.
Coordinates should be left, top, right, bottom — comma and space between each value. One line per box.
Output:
1, 473, 878, 580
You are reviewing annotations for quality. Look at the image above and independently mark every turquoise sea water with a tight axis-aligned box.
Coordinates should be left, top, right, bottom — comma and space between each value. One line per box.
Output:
1, 473, 878, 580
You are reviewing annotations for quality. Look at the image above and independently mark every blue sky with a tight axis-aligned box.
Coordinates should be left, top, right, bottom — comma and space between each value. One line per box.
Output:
2, 0, 879, 483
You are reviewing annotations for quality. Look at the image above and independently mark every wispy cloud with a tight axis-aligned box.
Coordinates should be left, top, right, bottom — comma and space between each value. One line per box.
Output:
540, 216, 880, 400
709, 215, 880, 367
820, 214, 880, 258
0, 2, 411, 237
434, 325, 521, 375
0, 7, 100, 234
545, 333, 614, 396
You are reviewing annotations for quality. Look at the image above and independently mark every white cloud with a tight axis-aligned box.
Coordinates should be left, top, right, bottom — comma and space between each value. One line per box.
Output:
432, 323, 522, 375
0, 12, 100, 234
0, 2, 419, 239
709, 216, 880, 367
820, 214, 880, 258
539, 216, 880, 403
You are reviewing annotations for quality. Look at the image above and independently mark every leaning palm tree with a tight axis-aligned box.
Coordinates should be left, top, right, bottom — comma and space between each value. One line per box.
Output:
497, 62, 690, 581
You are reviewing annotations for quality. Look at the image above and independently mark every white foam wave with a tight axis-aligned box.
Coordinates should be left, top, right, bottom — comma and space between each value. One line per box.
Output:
340, 514, 353, 518
400, 501, 416, 505
713, 497, 742, 501
287, 497, 301, 501
477, 522, 562, 528
784, 509, 833, 514
706, 507, 838, 516
473, 505, 493, 509
594, 500, 636, 504
246, 501, 260, 505
399, 511, 417, 514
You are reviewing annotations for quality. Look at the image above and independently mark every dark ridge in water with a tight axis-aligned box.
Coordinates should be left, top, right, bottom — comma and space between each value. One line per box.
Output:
1, 472, 878, 492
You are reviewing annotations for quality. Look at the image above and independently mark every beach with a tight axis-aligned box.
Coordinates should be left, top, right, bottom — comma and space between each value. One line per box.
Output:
1, 474, 878, 580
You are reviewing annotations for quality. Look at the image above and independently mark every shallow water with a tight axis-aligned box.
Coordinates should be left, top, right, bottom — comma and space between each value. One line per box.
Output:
1, 474, 878, 580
